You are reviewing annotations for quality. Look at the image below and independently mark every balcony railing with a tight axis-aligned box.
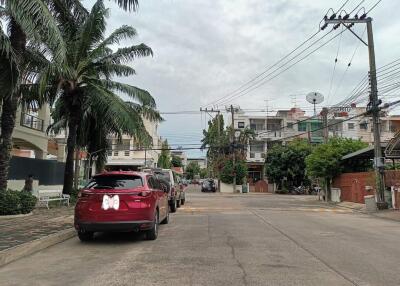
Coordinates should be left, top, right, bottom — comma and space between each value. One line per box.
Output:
20, 112, 44, 131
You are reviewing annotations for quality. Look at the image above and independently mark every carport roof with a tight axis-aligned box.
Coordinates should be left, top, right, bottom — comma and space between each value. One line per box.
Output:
341, 143, 388, 161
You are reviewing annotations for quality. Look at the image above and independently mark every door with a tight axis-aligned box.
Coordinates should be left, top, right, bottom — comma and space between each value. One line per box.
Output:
148, 176, 167, 219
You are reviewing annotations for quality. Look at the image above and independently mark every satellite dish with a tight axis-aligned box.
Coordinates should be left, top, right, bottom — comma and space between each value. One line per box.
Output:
306, 92, 324, 115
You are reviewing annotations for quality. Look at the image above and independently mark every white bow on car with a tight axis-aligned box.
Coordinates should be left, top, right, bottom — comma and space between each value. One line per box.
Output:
102, 195, 120, 210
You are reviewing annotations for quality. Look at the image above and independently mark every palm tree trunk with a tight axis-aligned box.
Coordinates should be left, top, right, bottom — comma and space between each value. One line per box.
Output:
63, 117, 79, 194
0, 96, 18, 190
0, 19, 26, 191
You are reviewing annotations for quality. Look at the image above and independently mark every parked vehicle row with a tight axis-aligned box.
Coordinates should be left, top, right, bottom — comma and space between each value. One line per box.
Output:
74, 170, 187, 242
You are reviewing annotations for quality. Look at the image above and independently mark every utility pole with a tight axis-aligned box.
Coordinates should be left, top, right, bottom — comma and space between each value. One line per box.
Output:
200, 107, 223, 191
321, 107, 329, 144
230, 105, 236, 193
323, 13, 386, 207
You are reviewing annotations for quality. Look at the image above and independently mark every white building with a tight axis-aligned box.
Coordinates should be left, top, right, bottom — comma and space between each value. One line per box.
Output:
105, 118, 162, 170
187, 158, 207, 169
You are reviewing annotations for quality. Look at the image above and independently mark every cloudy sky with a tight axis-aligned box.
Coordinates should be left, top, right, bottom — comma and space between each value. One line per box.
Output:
84, 0, 400, 157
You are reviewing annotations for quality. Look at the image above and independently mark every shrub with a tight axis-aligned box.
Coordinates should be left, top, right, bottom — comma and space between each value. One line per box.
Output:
0, 190, 21, 215
18, 191, 37, 214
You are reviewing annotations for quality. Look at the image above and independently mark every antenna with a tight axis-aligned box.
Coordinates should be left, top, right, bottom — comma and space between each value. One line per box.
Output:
306, 92, 324, 115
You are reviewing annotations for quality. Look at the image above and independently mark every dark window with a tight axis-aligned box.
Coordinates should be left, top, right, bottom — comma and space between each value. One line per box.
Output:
298, 122, 307, 132
85, 175, 143, 189
360, 122, 368, 130
348, 123, 355, 130
238, 121, 245, 128
154, 171, 171, 183
148, 176, 160, 190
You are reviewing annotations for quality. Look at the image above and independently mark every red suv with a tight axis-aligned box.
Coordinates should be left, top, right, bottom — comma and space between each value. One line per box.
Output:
74, 171, 169, 241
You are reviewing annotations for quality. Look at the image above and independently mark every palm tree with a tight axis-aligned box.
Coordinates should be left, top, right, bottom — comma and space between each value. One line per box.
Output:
39, 0, 156, 194
0, 0, 67, 190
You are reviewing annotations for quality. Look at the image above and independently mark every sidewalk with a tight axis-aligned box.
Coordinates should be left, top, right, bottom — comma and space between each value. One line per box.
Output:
336, 201, 400, 222
0, 206, 74, 252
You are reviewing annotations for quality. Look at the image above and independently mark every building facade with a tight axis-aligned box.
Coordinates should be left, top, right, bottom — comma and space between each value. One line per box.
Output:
12, 104, 51, 160
232, 106, 400, 183
105, 118, 162, 170
187, 158, 207, 169
233, 108, 323, 183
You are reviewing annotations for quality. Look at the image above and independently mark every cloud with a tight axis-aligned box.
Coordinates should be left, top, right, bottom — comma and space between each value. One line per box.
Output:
83, 0, 400, 157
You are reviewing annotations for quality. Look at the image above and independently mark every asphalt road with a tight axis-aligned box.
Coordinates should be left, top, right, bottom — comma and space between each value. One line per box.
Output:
1, 186, 400, 286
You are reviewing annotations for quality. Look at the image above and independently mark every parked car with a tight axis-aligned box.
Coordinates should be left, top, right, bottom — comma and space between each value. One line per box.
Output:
74, 171, 169, 241
201, 179, 217, 192
151, 169, 185, 213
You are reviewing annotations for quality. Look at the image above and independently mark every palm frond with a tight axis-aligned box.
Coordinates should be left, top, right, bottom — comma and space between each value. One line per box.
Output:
96, 25, 137, 49
7, 0, 66, 63
112, 0, 139, 11
74, 0, 107, 67
100, 79, 155, 107
125, 102, 163, 122
98, 43, 153, 64
0, 25, 14, 60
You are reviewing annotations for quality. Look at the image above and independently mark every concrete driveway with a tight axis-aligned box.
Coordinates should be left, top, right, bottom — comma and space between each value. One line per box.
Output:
1, 186, 400, 286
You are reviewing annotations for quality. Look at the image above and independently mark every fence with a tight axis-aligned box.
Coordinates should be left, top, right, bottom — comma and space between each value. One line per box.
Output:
9, 157, 65, 185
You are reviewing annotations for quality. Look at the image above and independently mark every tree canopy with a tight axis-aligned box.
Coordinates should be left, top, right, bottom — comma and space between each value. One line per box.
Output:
185, 161, 201, 180
305, 137, 369, 180
171, 155, 183, 167
266, 139, 312, 188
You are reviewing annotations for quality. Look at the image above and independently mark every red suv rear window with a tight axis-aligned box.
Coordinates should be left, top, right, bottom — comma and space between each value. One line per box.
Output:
85, 175, 143, 190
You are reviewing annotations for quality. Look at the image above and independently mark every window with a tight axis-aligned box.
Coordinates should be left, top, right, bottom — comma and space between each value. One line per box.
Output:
250, 119, 265, 131
85, 175, 143, 189
360, 122, 368, 130
124, 150, 130, 156
238, 121, 245, 128
348, 123, 355, 130
287, 122, 293, 129
250, 141, 264, 153
148, 176, 162, 190
113, 151, 119, 156
298, 122, 307, 132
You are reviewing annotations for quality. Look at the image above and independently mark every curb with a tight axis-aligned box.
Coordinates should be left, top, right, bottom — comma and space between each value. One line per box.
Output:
0, 212, 33, 220
0, 227, 76, 267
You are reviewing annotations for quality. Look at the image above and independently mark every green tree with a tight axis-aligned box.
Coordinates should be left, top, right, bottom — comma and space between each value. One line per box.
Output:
199, 168, 208, 179
158, 140, 171, 169
219, 156, 247, 185
266, 139, 312, 189
201, 114, 230, 176
185, 161, 200, 180
306, 137, 368, 200
0, 0, 69, 190
171, 155, 183, 167
40, 0, 154, 193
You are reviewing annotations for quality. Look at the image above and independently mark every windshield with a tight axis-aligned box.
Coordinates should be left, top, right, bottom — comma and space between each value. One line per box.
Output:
154, 171, 171, 183
85, 175, 143, 190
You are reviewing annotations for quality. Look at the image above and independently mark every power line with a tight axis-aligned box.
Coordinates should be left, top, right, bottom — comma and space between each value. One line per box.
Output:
203, 1, 354, 108
217, 29, 347, 106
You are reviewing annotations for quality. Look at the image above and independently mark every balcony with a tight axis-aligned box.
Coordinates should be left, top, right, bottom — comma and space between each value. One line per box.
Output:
20, 112, 44, 132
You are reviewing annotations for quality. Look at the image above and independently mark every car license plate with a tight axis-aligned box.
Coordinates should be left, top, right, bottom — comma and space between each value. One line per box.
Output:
102, 195, 120, 210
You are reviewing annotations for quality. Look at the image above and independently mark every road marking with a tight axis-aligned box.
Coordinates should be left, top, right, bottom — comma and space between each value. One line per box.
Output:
179, 207, 352, 213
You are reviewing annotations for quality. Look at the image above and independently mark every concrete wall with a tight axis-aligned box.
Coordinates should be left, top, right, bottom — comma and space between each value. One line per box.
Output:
220, 182, 241, 193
